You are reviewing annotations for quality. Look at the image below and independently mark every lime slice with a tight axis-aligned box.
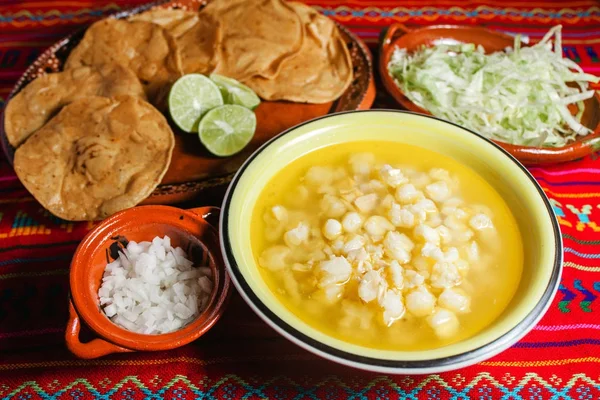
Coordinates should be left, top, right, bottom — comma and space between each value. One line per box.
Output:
209, 74, 261, 110
168, 74, 223, 133
198, 105, 257, 157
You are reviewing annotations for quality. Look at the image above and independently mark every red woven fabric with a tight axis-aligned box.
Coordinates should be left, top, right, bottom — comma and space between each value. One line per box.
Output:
1, 1, 600, 398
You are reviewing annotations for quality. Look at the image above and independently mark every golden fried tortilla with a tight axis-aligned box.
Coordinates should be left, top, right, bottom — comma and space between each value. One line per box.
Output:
203, 0, 303, 81
131, 8, 221, 75
64, 19, 182, 104
243, 2, 352, 103
176, 13, 221, 75
14, 96, 175, 221
129, 8, 199, 37
4, 64, 145, 148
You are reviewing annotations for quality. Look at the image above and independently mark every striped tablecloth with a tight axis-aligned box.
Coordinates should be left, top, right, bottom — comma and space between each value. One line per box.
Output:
1, 1, 599, 398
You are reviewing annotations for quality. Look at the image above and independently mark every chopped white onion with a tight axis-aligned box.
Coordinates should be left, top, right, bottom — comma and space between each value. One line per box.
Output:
98, 236, 213, 334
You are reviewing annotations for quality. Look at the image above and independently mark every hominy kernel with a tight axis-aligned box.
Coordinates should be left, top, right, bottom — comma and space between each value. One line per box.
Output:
255, 149, 516, 349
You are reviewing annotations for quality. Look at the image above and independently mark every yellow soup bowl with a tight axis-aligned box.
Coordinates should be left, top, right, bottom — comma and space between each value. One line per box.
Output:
220, 110, 562, 374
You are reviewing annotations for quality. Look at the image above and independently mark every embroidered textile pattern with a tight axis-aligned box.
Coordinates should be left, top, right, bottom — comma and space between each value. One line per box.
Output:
0, 0, 599, 397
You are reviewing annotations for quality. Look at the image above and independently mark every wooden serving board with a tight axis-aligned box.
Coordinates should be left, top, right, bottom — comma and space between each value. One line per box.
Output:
0, 0, 376, 205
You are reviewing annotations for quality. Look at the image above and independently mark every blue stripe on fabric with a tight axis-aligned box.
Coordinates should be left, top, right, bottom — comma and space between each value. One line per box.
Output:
565, 248, 600, 259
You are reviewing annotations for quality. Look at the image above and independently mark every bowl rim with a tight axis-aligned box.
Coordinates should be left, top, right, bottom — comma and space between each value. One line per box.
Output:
219, 109, 563, 374
70, 204, 231, 351
377, 23, 600, 166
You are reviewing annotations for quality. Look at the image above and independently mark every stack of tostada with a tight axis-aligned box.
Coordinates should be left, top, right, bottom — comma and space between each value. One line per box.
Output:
4, 0, 353, 221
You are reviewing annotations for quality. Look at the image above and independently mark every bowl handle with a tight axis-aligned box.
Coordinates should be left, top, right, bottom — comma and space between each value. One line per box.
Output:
65, 300, 132, 359
189, 206, 220, 230
380, 23, 412, 49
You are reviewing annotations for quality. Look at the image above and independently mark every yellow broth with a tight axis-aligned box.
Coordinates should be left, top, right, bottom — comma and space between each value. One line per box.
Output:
251, 141, 523, 351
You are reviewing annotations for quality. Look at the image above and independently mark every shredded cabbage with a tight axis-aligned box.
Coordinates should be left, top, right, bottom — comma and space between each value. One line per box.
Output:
387, 25, 599, 147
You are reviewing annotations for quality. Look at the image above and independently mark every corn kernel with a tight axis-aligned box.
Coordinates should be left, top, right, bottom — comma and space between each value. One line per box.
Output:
430, 261, 461, 289
319, 256, 352, 286
259, 246, 291, 271
426, 181, 451, 202
438, 288, 471, 314
323, 219, 343, 240
380, 165, 408, 188
383, 231, 414, 264
321, 195, 347, 218
358, 270, 381, 303
364, 216, 394, 236
305, 166, 334, 186
395, 183, 421, 204
284, 222, 310, 247
405, 285, 436, 317
381, 290, 405, 325
427, 307, 459, 338
414, 224, 440, 245
349, 153, 376, 176
343, 235, 366, 254
342, 212, 363, 233
388, 260, 404, 289
404, 270, 426, 289
469, 213, 494, 231
354, 193, 379, 213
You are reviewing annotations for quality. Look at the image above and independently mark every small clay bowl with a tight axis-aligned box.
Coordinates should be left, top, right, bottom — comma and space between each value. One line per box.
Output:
66, 205, 230, 359
378, 24, 600, 165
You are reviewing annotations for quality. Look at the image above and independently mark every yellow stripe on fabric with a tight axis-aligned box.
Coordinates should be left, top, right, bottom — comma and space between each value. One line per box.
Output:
542, 188, 600, 199
563, 38, 600, 44
564, 262, 600, 272
481, 357, 600, 367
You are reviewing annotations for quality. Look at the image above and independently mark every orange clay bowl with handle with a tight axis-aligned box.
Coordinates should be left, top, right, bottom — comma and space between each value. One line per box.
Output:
66, 205, 231, 359
378, 24, 600, 166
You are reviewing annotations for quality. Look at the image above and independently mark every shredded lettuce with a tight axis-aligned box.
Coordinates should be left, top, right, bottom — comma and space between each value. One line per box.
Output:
387, 25, 599, 147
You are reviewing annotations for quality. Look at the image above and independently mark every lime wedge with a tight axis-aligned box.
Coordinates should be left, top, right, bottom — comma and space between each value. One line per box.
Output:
209, 74, 261, 110
168, 74, 223, 133
198, 105, 257, 157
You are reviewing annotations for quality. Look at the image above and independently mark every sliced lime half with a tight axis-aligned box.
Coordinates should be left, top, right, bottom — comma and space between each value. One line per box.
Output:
209, 74, 261, 110
168, 74, 223, 133
198, 105, 257, 157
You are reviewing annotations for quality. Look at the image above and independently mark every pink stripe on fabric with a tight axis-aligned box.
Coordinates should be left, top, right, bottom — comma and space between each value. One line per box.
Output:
529, 168, 600, 176
534, 324, 600, 331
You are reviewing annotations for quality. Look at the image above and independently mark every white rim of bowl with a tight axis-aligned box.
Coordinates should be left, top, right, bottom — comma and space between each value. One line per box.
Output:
219, 109, 563, 374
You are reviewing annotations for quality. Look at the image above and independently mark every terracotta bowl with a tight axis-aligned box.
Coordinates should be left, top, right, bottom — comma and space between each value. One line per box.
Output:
378, 24, 600, 165
0, 0, 375, 206
66, 205, 230, 359
220, 110, 562, 374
